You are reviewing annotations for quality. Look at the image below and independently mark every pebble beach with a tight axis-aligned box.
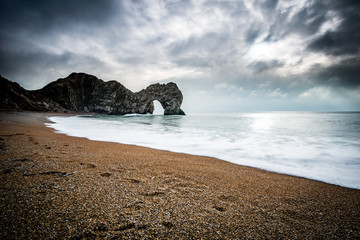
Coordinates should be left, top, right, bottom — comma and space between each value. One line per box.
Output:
1, 112, 359, 239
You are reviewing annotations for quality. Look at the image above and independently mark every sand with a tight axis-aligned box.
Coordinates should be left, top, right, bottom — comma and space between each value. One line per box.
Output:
0, 111, 359, 239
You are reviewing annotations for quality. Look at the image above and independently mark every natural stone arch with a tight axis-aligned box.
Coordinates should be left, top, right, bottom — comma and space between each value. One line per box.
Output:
134, 82, 185, 115
28, 73, 185, 115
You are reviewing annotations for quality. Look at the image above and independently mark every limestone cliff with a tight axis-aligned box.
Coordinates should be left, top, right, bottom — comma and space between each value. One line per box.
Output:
0, 73, 185, 115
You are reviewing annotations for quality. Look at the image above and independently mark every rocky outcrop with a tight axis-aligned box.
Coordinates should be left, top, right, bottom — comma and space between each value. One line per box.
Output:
35, 73, 132, 114
0, 73, 185, 115
0, 75, 64, 112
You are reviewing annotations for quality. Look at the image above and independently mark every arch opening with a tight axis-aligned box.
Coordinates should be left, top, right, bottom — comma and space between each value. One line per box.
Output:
152, 100, 164, 115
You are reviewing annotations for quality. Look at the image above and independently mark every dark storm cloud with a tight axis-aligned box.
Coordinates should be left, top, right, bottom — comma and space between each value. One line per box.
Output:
0, 0, 118, 33
311, 58, 360, 87
0, 0, 119, 88
287, 1, 328, 35
0, 47, 71, 75
308, 0, 360, 56
263, 1, 330, 42
254, 0, 360, 90
302, 0, 360, 91
0, 47, 104, 76
0, 45, 105, 89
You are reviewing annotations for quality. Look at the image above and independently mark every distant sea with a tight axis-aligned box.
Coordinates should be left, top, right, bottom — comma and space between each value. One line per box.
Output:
47, 112, 360, 189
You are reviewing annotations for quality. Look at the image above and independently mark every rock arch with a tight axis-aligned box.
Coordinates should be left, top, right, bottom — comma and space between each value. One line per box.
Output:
132, 82, 185, 115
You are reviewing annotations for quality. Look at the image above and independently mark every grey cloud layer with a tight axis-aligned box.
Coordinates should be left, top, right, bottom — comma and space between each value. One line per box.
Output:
308, 0, 360, 56
0, 0, 359, 110
0, 0, 118, 33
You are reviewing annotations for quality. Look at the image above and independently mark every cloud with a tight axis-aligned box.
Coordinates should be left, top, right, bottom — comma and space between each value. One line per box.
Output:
215, 83, 243, 92
163, 0, 194, 16
245, 28, 261, 44
247, 87, 287, 99
254, 1, 331, 43
261, 0, 279, 11
307, 0, 360, 56
0, 46, 106, 89
0, 0, 118, 34
268, 88, 287, 98
309, 57, 360, 88
0, 0, 359, 111
299, 86, 331, 99
167, 30, 230, 57
248, 60, 284, 74
286, 1, 329, 35
215, 83, 229, 90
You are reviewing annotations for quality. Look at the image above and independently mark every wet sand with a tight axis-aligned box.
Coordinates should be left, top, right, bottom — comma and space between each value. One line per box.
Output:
0, 111, 359, 239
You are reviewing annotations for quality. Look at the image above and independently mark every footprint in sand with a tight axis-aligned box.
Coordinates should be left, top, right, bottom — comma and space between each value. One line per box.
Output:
100, 172, 112, 177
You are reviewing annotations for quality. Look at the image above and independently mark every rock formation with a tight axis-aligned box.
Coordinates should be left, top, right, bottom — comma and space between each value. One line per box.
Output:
131, 82, 185, 115
0, 75, 64, 112
0, 73, 185, 115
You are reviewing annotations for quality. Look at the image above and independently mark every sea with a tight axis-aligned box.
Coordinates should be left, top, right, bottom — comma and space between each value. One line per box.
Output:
46, 112, 360, 189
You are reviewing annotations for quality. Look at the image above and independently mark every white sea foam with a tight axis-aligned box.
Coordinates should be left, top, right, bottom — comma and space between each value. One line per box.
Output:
46, 112, 360, 189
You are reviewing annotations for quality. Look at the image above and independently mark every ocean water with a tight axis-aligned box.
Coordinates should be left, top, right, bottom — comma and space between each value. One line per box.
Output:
46, 112, 360, 189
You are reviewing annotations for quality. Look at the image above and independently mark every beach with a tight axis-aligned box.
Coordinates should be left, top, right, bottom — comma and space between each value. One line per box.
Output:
1, 112, 359, 239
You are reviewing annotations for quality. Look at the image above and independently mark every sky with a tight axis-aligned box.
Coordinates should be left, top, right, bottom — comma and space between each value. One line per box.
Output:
0, 0, 359, 112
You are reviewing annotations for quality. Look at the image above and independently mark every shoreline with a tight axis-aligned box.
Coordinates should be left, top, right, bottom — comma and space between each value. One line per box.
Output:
46, 111, 360, 190
1, 111, 359, 239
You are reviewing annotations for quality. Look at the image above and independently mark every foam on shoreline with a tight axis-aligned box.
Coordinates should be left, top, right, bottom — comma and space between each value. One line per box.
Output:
46, 112, 360, 189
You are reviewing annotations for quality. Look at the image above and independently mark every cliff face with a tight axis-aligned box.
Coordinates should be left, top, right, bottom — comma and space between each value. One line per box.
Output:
0, 75, 64, 112
35, 73, 132, 114
0, 73, 185, 115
